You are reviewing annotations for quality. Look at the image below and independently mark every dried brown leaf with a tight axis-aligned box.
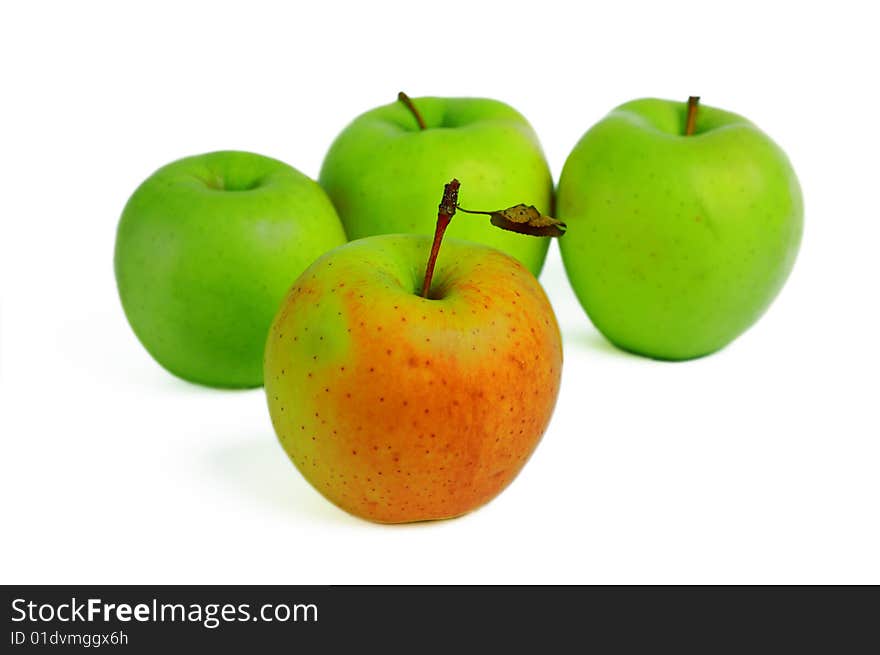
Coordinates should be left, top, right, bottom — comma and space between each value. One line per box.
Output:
458, 204, 566, 237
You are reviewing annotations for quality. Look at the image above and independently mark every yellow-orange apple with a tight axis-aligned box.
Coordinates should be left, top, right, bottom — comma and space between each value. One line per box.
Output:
264, 227, 562, 523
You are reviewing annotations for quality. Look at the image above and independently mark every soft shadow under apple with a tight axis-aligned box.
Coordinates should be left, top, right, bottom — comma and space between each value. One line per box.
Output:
207, 436, 363, 526
564, 328, 638, 358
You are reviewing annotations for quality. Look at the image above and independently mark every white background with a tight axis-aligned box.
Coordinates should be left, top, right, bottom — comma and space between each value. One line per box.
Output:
2, 1, 878, 584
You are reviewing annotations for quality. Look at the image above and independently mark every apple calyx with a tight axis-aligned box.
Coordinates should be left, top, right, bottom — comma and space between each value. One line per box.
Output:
420, 180, 566, 298
397, 91, 427, 130
685, 96, 700, 135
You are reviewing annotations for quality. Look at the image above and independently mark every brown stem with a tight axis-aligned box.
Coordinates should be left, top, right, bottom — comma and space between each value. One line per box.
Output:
454, 206, 492, 216
685, 96, 700, 136
421, 179, 460, 298
398, 91, 427, 130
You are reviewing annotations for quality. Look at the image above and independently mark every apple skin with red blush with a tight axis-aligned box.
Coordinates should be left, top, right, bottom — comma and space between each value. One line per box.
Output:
264, 234, 562, 523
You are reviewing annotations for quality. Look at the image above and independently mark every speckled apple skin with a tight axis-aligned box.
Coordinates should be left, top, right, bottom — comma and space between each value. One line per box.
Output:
264, 234, 563, 523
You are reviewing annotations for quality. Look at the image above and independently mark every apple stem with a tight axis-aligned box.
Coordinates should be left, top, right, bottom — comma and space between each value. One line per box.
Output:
421, 179, 460, 298
685, 96, 700, 136
398, 91, 427, 130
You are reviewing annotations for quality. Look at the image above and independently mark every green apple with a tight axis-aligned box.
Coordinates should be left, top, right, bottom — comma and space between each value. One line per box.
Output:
318, 94, 554, 275
264, 233, 562, 523
557, 98, 803, 360
115, 150, 347, 387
